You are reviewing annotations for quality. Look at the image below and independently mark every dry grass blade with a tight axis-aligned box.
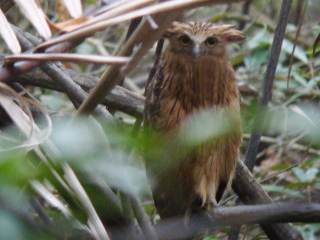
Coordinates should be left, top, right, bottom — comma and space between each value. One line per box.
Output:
0, 9, 21, 54
36, 0, 211, 50
62, 0, 83, 18
5, 53, 130, 65
14, 0, 51, 39
63, 0, 154, 32
313, 32, 320, 56
95, 0, 134, 15
77, 13, 180, 115
49, 16, 89, 33
31, 181, 72, 218
0, 84, 52, 151
63, 165, 110, 240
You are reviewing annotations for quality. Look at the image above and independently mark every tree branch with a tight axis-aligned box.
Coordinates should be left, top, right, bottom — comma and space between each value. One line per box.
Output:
117, 202, 319, 240
12, 27, 112, 119
233, 160, 302, 240
244, 0, 293, 175
10, 65, 144, 117
0, 0, 14, 12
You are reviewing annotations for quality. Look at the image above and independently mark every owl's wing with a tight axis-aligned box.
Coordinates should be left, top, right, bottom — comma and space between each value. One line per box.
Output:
144, 63, 164, 128
144, 61, 188, 132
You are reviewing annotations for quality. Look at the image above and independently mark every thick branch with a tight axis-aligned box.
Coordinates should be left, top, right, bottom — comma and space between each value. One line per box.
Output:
11, 69, 144, 117
129, 202, 319, 240
233, 161, 302, 240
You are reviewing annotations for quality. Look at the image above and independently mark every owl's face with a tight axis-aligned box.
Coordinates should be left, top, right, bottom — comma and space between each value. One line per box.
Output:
164, 22, 244, 59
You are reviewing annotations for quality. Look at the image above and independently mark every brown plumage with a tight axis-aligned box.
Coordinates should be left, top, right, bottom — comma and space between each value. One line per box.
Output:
144, 22, 244, 218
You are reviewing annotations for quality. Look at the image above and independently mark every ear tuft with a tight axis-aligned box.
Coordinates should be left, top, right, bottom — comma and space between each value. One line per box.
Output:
221, 25, 245, 43
163, 21, 188, 38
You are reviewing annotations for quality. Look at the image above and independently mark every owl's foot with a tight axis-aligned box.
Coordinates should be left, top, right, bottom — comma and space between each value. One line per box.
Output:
205, 199, 218, 211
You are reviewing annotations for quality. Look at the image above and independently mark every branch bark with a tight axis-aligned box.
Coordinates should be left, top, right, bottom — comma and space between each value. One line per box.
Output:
12, 27, 112, 119
0, 0, 14, 12
244, 0, 293, 171
11, 70, 144, 117
121, 202, 318, 240
233, 161, 303, 240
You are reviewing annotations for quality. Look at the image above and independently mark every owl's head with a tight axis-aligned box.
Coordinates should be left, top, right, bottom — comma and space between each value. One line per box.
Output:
164, 22, 244, 59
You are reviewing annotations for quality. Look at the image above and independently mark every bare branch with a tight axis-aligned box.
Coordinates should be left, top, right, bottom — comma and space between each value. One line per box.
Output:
244, 0, 293, 171
4, 53, 129, 65
233, 160, 302, 240
112, 202, 319, 240
13, 27, 112, 119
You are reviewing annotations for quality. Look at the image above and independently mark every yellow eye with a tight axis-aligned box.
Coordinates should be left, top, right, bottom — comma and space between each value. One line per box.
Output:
205, 36, 218, 46
178, 34, 192, 45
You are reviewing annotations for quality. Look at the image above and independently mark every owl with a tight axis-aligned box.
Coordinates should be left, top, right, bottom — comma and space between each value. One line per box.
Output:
144, 22, 244, 218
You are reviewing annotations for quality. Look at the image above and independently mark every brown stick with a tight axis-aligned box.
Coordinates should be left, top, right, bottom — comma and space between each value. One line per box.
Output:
142, 202, 317, 240
76, 12, 181, 115
244, 0, 293, 171
0, 0, 14, 12
233, 161, 303, 240
12, 27, 112, 118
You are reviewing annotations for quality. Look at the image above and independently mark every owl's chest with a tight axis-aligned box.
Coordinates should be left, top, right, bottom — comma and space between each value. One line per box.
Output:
145, 59, 239, 131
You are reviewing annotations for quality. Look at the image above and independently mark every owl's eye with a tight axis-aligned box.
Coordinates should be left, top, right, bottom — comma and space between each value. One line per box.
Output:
205, 37, 218, 46
178, 34, 192, 45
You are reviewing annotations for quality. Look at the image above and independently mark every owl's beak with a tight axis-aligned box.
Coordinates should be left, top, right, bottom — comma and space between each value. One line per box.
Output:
192, 44, 201, 58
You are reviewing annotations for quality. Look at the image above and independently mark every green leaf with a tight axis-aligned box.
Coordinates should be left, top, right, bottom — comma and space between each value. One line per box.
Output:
262, 185, 302, 197
282, 39, 308, 64
292, 167, 318, 183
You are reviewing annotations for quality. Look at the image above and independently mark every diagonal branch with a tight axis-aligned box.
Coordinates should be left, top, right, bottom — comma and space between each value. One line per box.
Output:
233, 160, 302, 240
12, 27, 112, 119
244, 0, 293, 175
76, 12, 181, 115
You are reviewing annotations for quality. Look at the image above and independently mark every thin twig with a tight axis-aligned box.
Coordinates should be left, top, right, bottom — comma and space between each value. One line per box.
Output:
131, 196, 158, 240
4, 53, 130, 65
145, 38, 164, 94
238, 0, 252, 30
13, 27, 112, 119
244, 0, 293, 171
76, 12, 180, 115
36, 0, 247, 50
286, 0, 308, 89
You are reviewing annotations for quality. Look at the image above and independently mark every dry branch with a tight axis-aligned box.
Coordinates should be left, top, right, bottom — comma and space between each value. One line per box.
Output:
113, 202, 319, 240
12, 70, 144, 117
76, 13, 181, 115
235, 2, 301, 237
244, 0, 293, 171
12, 26, 112, 118
0, 0, 14, 13
4, 53, 130, 65
233, 161, 302, 240
37, 0, 246, 50
0, 40, 77, 82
